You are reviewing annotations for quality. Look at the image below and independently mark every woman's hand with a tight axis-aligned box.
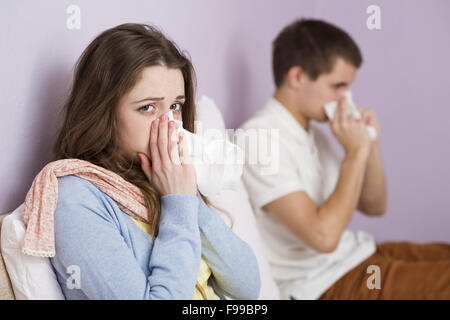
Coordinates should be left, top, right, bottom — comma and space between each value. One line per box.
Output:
138, 114, 197, 196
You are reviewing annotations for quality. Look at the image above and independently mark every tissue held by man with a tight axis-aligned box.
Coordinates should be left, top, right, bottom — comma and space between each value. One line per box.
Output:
323, 91, 377, 140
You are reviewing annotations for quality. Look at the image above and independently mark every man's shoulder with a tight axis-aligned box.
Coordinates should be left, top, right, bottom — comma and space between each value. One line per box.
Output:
240, 99, 280, 130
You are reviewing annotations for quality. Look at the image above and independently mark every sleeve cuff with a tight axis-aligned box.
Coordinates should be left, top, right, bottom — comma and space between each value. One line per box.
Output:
252, 182, 305, 212
159, 194, 199, 226
196, 194, 215, 227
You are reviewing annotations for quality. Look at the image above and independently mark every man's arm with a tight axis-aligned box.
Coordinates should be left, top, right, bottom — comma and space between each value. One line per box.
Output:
264, 148, 370, 253
357, 142, 387, 216
356, 108, 387, 216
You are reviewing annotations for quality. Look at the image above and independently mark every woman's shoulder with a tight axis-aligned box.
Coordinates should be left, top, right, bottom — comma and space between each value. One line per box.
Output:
55, 175, 114, 222
57, 175, 103, 201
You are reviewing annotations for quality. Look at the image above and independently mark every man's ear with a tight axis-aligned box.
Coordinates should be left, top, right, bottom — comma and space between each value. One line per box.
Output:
286, 66, 307, 89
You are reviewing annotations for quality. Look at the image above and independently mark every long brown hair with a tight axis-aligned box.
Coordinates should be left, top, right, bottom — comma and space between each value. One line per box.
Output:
52, 23, 221, 239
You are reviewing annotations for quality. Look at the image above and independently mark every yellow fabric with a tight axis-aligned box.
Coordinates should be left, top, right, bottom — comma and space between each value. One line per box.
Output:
130, 217, 220, 300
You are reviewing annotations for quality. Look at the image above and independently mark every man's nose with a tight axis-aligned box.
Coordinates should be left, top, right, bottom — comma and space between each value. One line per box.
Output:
335, 89, 347, 101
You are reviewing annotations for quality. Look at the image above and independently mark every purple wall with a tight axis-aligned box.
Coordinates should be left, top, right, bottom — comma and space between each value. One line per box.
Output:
0, 0, 448, 243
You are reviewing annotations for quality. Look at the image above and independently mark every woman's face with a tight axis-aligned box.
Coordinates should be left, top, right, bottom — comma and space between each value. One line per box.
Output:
116, 65, 185, 159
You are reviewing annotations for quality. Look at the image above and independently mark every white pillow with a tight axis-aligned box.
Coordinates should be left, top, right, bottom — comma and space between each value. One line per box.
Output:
0, 94, 280, 300
196, 95, 281, 300
0, 203, 65, 300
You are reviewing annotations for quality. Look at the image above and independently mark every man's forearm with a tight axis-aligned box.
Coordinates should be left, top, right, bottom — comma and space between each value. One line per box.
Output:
317, 148, 370, 245
358, 143, 387, 215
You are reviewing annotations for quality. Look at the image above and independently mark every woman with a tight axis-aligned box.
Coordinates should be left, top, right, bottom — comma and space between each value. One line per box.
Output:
44, 23, 260, 299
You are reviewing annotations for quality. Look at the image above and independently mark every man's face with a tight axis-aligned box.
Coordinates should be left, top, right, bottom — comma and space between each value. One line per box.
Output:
299, 57, 357, 122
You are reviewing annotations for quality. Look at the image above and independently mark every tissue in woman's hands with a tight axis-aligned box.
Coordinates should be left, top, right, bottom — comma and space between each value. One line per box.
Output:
324, 91, 377, 140
166, 110, 244, 197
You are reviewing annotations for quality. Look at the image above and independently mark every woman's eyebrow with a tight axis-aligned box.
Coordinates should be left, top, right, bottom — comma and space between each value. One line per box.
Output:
133, 97, 164, 104
133, 95, 185, 104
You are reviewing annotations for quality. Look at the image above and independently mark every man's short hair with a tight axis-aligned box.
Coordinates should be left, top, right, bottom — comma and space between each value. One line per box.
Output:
272, 19, 363, 87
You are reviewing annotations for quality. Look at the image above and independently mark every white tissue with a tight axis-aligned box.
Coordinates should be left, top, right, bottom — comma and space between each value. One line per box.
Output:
324, 91, 377, 140
165, 110, 244, 197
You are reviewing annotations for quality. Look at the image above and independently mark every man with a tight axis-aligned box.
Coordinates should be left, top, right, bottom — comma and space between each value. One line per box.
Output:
240, 19, 450, 299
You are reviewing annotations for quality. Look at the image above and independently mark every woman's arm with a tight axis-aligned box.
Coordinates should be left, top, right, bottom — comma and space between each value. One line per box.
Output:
197, 195, 261, 300
51, 176, 201, 299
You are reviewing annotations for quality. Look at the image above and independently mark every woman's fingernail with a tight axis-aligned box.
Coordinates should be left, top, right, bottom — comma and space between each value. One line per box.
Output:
169, 121, 174, 127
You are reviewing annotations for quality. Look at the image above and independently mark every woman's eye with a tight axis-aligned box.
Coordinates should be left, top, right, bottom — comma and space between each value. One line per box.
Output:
171, 103, 183, 111
139, 104, 155, 113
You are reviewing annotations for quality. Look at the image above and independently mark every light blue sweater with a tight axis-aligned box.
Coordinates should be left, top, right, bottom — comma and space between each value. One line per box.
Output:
49, 175, 260, 300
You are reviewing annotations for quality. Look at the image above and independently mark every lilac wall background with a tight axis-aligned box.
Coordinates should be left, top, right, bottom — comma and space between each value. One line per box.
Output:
0, 0, 448, 243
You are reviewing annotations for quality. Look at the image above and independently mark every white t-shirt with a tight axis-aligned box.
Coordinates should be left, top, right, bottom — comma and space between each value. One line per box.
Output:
240, 97, 376, 300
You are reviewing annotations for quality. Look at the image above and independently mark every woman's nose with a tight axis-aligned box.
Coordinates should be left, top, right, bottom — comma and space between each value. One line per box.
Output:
155, 109, 171, 120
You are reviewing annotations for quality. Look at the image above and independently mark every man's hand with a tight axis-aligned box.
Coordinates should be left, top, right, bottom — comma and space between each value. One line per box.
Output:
358, 107, 380, 144
329, 97, 371, 156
